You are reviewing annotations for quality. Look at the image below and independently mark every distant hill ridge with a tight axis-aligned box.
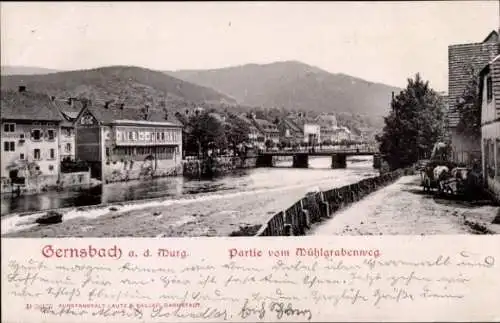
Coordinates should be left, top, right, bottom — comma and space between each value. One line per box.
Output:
0, 65, 237, 107
1, 65, 61, 75
167, 60, 402, 117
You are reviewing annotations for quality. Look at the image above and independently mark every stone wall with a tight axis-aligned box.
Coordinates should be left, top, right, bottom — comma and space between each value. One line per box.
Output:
59, 171, 91, 188
1, 170, 92, 195
102, 158, 182, 183
183, 156, 257, 177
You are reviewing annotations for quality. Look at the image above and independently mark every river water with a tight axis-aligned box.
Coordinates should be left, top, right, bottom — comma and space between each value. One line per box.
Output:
2, 156, 378, 237
1, 156, 376, 216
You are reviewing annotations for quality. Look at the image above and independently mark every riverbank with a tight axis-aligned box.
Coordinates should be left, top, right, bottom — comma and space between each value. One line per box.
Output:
311, 175, 500, 235
2, 160, 377, 237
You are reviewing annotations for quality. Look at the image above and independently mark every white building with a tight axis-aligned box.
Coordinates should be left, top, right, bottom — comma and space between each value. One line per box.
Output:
479, 55, 500, 202
1, 88, 63, 191
304, 123, 321, 144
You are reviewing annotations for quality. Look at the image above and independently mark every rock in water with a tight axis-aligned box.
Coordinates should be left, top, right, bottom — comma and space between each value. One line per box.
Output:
35, 211, 63, 225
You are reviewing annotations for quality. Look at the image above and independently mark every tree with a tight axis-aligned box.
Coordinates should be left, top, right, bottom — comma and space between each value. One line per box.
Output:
225, 114, 251, 156
456, 64, 481, 137
265, 139, 274, 150
376, 73, 446, 170
186, 111, 227, 157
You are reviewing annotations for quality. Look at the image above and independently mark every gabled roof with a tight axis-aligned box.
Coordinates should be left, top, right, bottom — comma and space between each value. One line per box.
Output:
282, 118, 302, 133
1, 90, 64, 122
254, 118, 279, 133
52, 98, 85, 127
81, 102, 182, 127
234, 114, 260, 133
483, 30, 499, 43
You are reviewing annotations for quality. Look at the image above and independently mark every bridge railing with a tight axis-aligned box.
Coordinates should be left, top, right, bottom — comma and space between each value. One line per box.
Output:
260, 146, 379, 154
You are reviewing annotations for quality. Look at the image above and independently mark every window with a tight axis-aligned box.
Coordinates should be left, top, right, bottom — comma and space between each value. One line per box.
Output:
3, 123, 15, 132
3, 141, 15, 151
31, 129, 42, 141
487, 77, 493, 101
49, 149, 55, 159
34, 149, 41, 160
128, 132, 133, 140
497, 139, 500, 177
64, 128, 72, 137
48, 165, 54, 171
106, 147, 110, 157
161, 132, 165, 141
157, 132, 160, 140
20, 153, 24, 160
65, 143, 72, 153
47, 129, 55, 140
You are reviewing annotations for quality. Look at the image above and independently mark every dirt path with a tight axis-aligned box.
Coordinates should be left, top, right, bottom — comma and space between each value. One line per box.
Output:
311, 175, 500, 236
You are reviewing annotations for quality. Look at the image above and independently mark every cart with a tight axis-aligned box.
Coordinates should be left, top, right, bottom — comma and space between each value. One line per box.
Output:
438, 167, 469, 196
420, 161, 456, 193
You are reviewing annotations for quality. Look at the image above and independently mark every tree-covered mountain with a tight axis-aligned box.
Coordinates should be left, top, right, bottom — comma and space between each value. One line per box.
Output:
167, 61, 402, 117
0, 65, 237, 106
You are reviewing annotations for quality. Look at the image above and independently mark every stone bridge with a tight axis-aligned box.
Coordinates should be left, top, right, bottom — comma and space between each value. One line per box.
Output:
256, 147, 380, 169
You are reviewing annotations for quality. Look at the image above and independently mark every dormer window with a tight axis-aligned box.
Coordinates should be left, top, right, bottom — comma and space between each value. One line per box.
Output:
486, 76, 493, 102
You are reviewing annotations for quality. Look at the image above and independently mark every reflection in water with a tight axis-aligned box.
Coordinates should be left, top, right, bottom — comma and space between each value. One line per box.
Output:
1, 156, 376, 215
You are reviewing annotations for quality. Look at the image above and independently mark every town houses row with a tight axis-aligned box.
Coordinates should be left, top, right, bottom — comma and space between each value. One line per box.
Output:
0, 86, 357, 191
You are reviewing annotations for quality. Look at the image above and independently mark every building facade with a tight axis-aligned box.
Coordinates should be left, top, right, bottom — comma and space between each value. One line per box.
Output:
252, 118, 280, 144
74, 102, 183, 183
1, 88, 63, 192
304, 123, 321, 144
277, 118, 303, 144
448, 30, 499, 165
479, 55, 500, 202
53, 97, 84, 161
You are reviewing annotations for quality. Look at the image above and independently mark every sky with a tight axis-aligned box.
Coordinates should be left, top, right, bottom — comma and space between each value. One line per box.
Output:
1, 2, 499, 91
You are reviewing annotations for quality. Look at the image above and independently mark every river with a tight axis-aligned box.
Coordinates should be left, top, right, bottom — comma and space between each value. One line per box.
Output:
2, 156, 378, 237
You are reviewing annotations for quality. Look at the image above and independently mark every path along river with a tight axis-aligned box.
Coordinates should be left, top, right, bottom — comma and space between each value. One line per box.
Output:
2, 156, 378, 237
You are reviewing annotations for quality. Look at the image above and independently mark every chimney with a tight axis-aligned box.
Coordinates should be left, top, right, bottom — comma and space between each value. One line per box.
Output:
104, 101, 111, 109
50, 96, 55, 101
81, 98, 89, 108
120, 103, 124, 110
18, 85, 26, 93
164, 110, 169, 120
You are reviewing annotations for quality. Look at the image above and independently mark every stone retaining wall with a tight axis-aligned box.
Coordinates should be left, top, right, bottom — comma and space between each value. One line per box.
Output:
183, 156, 257, 177
255, 168, 415, 236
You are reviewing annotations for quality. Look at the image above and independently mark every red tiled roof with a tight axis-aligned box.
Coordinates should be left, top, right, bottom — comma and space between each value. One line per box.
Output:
1, 90, 64, 122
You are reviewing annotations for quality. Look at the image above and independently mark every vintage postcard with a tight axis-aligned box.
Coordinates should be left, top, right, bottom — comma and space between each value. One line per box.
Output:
1, 1, 499, 322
